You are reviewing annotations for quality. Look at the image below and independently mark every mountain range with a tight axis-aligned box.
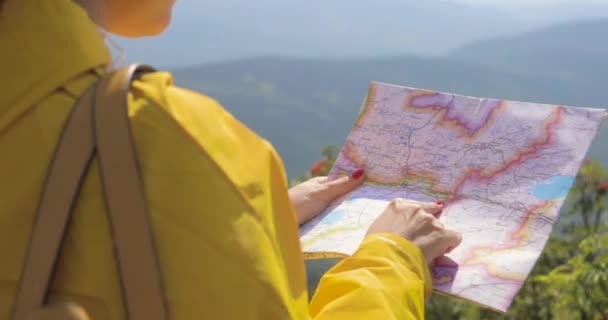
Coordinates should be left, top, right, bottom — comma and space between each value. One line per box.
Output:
171, 19, 608, 178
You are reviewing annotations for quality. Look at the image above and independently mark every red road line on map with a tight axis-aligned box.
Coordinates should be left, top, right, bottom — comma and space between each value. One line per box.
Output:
449, 107, 564, 200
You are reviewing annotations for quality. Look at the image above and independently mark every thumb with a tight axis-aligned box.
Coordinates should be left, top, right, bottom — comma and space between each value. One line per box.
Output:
440, 229, 463, 253
319, 169, 365, 200
425, 229, 463, 263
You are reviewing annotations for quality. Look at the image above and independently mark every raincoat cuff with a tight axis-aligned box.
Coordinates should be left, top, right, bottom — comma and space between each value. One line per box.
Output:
362, 233, 433, 297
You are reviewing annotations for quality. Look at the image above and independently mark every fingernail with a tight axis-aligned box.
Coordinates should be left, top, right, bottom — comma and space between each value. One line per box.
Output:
435, 200, 444, 206
351, 169, 365, 179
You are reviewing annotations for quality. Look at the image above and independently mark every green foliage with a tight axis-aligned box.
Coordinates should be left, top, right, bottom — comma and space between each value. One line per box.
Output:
289, 145, 340, 187
321, 145, 339, 165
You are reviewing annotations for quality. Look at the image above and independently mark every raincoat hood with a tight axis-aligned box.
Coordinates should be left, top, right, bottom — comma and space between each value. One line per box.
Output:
0, 0, 111, 129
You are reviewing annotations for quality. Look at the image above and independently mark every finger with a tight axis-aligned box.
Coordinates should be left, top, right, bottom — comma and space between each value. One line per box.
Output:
320, 170, 365, 199
432, 201, 445, 218
441, 229, 463, 249
314, 176, 329, 184
431, 218, 445, 229
398, 199, 443, 216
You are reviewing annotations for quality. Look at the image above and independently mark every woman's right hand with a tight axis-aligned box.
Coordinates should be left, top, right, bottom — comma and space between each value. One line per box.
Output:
367, 199, 462, 264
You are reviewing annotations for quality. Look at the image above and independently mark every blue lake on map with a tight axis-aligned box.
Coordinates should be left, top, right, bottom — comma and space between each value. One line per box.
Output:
320, 209, 346, 224
532, 175, 575, 200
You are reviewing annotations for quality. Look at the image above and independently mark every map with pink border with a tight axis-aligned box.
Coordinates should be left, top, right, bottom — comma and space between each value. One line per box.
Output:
300, 82, 607, 312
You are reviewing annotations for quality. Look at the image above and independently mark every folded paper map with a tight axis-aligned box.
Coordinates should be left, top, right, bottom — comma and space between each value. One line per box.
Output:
299, 82, 607, 312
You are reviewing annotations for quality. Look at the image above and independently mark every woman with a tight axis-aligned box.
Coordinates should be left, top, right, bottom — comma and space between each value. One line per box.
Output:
0, 0, 462, 319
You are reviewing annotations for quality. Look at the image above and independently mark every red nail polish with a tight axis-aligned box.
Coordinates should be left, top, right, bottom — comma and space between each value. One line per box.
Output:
351, 169, 365, 179
436, 200, 444, 205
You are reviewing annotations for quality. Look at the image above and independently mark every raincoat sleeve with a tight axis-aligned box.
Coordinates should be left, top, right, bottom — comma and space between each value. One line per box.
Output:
309, 233, 433, 320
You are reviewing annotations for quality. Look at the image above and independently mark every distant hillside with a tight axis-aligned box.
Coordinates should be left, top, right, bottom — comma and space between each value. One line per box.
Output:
172, 20, 608, 178
452, 20, 608, 81
451, 20, 608, 114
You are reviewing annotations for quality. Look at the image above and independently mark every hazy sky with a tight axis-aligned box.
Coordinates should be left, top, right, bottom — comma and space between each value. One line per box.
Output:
117, 0, 608, 67
449, 0, 608, 6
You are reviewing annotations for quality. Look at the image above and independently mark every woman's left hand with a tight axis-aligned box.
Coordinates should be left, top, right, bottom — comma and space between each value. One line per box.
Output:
288, 169, 365, 225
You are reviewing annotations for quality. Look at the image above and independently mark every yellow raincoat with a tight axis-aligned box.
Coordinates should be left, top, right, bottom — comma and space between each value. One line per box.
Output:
0, 0, 432, 319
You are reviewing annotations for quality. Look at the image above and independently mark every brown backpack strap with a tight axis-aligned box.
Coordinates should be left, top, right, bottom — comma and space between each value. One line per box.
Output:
13, 64, 168, 320
13, 83, 97, 320
93, 64, 169, 320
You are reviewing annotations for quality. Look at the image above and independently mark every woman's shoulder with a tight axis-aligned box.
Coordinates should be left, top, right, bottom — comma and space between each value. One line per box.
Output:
129, 70, 224, 121
126, 69, 288, 192
128, 70, 263, 147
